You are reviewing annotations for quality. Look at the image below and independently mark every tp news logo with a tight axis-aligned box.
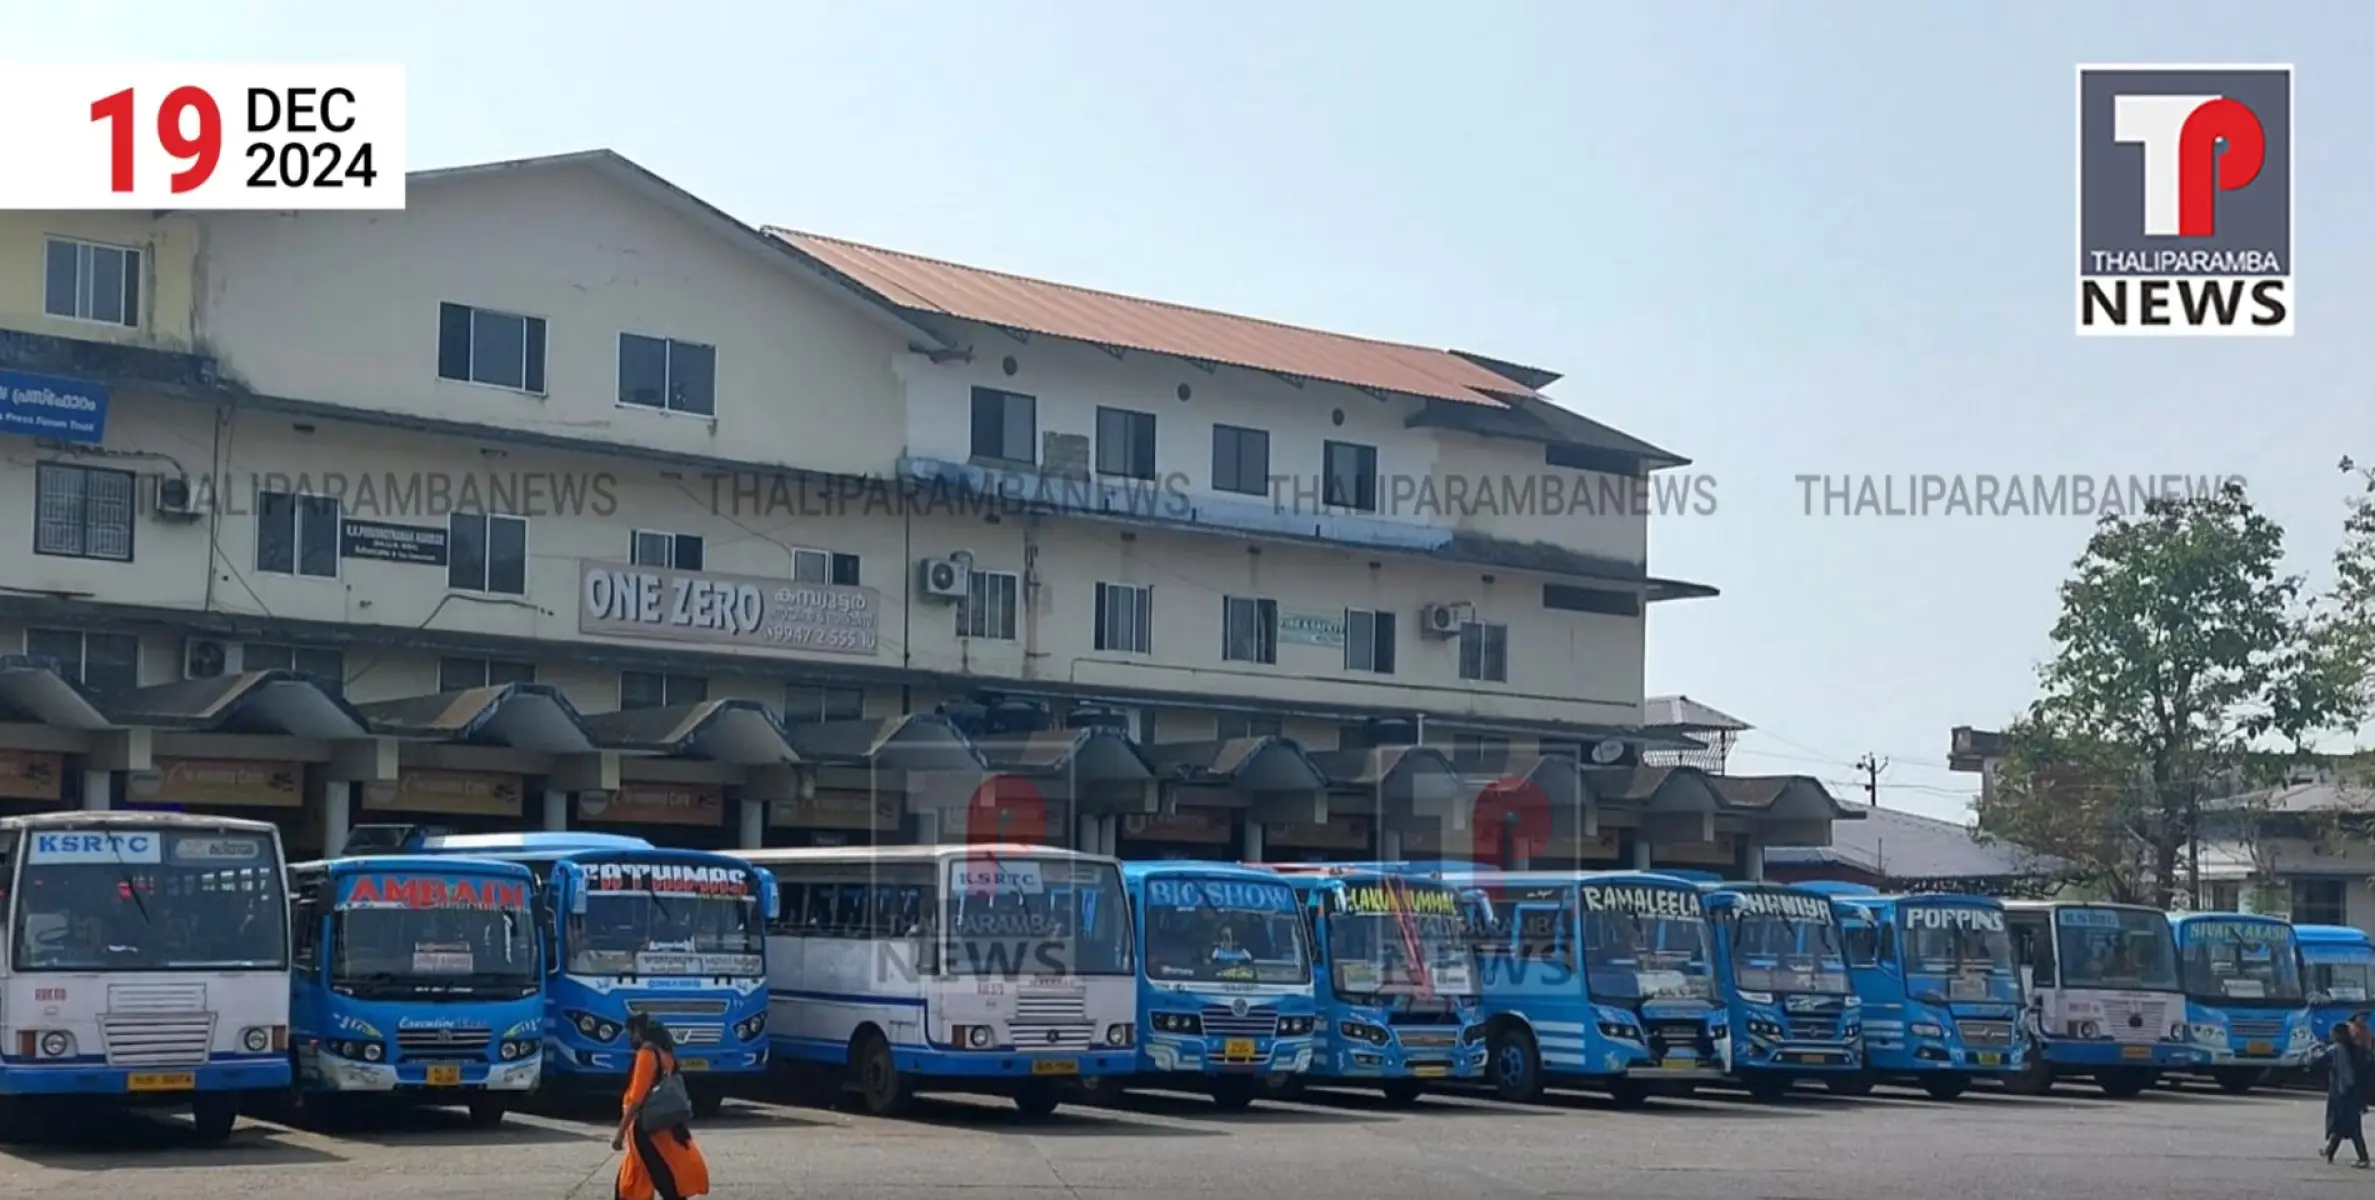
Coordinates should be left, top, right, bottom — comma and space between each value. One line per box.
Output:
2077, 64, 2292, 337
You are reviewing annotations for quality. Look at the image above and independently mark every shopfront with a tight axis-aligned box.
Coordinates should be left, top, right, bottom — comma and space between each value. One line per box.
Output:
0, 749, 70, 818
360, 767, 530, 835
1259, 815, 1374, 863
765, 789, 903, 848
577, 780, 732, 850
1116, 807, 1238, 861
945, 774, 1066, 846
1514, 829, 1628, 872
123, 755, 319, 856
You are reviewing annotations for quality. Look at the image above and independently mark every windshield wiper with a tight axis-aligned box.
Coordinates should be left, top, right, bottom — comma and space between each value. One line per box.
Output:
108, 839, 150, 926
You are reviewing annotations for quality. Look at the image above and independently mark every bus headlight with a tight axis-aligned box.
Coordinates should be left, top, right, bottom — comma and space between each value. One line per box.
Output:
1149, 1011, 1202, 1035
2169, 1022, 2188, 1041
1278, 1016, 1317, 1037
734, 1013, 768, 1043
38, 1031, 73, 1058
949, 1024, 997, 1049
242, 1026, 271, 1053
1596, 1021, 1640, 1042
1911, 1023, 1944, 1040
2190, 1023, 2225, 1046
2069, 1020, 2101, 1039
1337, 1021, 1391, 1047
1105, 1023, 1134, 1047
566, 1011, 622, 1042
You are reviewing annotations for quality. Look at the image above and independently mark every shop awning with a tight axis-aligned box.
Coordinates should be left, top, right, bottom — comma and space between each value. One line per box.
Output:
1583, 765, 1725, 814
355, 683, 599, 754
581, 699, 800, 765
0, 655, 111, 730
1149, 736, 1327, 793
789, 714, 984, 773
1309, 745, 1464, 804
976, 728, 1155, 784
1708, 774, 1859, 821
107, 670, 371, 738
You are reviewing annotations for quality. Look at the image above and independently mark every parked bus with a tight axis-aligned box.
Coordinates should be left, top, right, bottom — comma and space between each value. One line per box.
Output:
1700, 881, 1861, 1100
378, 828, 774, 1114
1259, 864, 1485, 1104
2165, 911, 2312, 1093
1814, 885, 2024, 1100
0, 812, 291, 1140
2298, 924, 2375, 1049
741, 844, 1138, 1118
2001, 900, 2189, 1097
1077, 861, 1319, 1110
1445, 868, 1726, 1107
280, 855, 543, 1127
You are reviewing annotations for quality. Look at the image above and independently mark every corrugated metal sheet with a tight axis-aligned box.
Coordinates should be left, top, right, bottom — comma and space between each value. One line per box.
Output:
767, 229, 1534, 408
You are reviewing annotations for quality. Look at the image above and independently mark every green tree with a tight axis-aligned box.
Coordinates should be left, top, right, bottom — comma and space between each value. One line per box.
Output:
1974, 481, 2368, 909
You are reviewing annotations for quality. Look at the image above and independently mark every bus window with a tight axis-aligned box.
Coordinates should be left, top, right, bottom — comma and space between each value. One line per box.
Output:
1844, 923, 1880, 968
2012, 921, 2057, 987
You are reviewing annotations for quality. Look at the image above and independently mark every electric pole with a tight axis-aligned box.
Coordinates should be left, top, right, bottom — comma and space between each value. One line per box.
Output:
1854, 753, 1889, 807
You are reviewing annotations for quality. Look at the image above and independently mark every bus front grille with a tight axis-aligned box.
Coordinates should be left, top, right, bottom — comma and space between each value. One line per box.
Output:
1200, 1005, 1279, 1038
671, 1025, 723, 1047
1014, 994, 1087, 1024
625, 999, 729, 1019
2230, 1016, 2288, 1041
1785, 1015, 1842, 1041
1395, 1030, 1459, 1050
397, 1028, 493, 1057
2103, 998, 2171, 1043
1958, 1020, 2013, 1048
1648, 1020, 1713, 1058
102, 1015, 215, 1067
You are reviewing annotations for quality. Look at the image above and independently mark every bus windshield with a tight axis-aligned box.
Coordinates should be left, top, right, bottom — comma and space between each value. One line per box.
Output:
1141, 875, 1311, 986
943, 856, 1134, 977
13, 828, 285, 972
566, 859, 764, 977
332, 871, 538, 996
2054, 907, 2180, 991
1725, 891, 1849, 994
2177, 919, 2303, 1003
1900, 904, 2016, 991
1578, 883, 1711, 1002
2312, 960, 2375, 1005
1324, 881, 1477, 998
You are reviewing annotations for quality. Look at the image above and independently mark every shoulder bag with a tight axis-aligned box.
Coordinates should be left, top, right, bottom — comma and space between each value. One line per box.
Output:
636, 1050, 694, 1132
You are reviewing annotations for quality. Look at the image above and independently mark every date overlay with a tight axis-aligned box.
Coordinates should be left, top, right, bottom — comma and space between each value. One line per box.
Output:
0, 63, 405, 209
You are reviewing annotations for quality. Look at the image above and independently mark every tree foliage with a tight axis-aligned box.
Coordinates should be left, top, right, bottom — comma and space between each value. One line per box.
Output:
1974, 480, 2372, 908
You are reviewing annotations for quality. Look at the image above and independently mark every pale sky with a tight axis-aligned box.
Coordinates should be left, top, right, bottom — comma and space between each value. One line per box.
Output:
12, 1, 2366, 820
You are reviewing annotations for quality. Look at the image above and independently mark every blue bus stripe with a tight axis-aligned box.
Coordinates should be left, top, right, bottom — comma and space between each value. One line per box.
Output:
769, 988, 928, 1009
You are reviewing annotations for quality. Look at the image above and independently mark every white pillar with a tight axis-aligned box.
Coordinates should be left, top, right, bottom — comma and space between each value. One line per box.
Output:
737, 798, 765, 850
1631, 836, 1652, 870
1102, 816, 1120, 857
914, 809, 942, 844
1744, 836, 1766, 881
544, 790, 569, 832
1509, 844, 1531, 870
82, 767, 110, 811
323, 781, 353, 858
1242, 820, 1264, 863
1076, 813, 1097, 854
1381, 827, 1403, 861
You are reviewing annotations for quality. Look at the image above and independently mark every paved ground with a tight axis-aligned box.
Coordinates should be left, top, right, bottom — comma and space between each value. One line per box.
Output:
0, 1077, 2343, 1200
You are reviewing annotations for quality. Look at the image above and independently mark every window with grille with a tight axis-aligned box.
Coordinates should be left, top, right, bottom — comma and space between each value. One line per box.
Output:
1222, 596, 1278, 665
957, 570, 1018, 640
1458, 621, 1509, 683
1344, 608, 1396, 674
1094, 583, 1152, 654
34, 463, 135, 562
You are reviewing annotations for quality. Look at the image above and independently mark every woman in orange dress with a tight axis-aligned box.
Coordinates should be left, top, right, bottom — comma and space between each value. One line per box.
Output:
612, 1014, 712, 1200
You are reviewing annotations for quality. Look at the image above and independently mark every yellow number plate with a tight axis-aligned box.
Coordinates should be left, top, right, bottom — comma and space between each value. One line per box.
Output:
1030, 1059, 1079, 1076
1411, 1064, 1448, 1078
426, 1064, 462, 1087
2121, 1045, 2151, 1060
1222, 1038, 1256, 1060
1659, 1057, 1693, 1071
2246, 1040, 2274, 1055
126, 1072, 195, 1092
1975, 1052, 2002, 1066
676, 1058, 709, 1072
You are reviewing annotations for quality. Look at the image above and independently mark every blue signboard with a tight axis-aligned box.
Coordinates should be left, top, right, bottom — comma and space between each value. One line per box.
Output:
0, 370, 108, 445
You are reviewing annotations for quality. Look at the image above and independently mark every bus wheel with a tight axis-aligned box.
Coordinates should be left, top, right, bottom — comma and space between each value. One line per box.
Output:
466, 1097, 508, 1129
1074, 1076, 1122, 1106
1013, 1081, 1063, 1118
191, 1093, 240, 1142
2212, 1067, 2263, 1094
1488, 1027, 1545, 1103
2000, 1059, 2054, 1096
1210, 1077, 1260, 1112
1378, 1079, 1426, 1106
850, 1032, 914, 1118
1921, 1075, 1970, 1101
1262, 1075, 1305, 1102
1608, 1079, 1651, 1109
1745, 1074, 1791, 1102
690, 1084, 726, 1120
2096, 1068, 2150, 1099
1825, 1072, 1874, 1097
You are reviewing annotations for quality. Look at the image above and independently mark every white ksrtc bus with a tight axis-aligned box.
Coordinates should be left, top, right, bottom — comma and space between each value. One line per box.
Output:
742, 843, 1137, 1118
0, 812, 291, 1139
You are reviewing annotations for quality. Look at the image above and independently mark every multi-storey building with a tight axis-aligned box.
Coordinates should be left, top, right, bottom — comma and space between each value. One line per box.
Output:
0, 150, 1851, 869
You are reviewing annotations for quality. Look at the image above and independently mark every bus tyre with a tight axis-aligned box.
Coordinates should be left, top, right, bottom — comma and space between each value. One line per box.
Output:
1745, 1074, 1791, 1102
1825, 1072, 1874, 1097
467, 1097, 508, 1129
1075, 1076, 1121, 1106
191, 1093, 240, 1142
1378, 1079, 1426, 1106
690, 1084, 726, 1120
851, 1031, 914, 1118
1013, 1081, 1064, 1118
2000, 1058, 2054, 1096
1608, 1079, 1652, 1109
1488, 1027, 1545, 1104
1262, 1075, 1305, 1102
1210, 1077, 1261, 1112
1920, 1075, 1970, 1101
2212, 1067, 2264, 1094
2096, 1068, 2151, 1099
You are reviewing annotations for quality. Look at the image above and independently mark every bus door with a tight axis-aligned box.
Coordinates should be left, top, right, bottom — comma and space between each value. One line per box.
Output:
2007, 910, 2056, 1034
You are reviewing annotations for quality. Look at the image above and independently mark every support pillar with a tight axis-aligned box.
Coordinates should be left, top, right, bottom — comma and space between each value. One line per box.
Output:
1744, 836, 1766, 881
544, 790, 569, 832
1631, 836, 1652, 870
1242, 820, 1264, 863
323, 780, 353, 858
914, 808, 942, 844
82, 767, 110, 811
1077, 813, 1097, 855
1381, 827, 1404, 861
738, 798, 765, 850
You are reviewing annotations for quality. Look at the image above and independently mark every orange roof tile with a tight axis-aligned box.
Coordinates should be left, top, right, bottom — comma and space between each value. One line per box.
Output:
766, 229, 1535, 408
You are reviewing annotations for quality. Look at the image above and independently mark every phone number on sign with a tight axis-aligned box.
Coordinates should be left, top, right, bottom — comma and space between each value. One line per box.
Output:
765, 624, 878, 653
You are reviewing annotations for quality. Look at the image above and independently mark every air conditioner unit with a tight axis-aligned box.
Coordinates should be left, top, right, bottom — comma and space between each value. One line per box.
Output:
917, 557, 969, 600
154, 475, 203, 521
183, 637, 232, 680
1420, 602, 1475, 637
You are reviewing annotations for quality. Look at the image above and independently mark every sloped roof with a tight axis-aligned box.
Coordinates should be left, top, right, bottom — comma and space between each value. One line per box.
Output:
1644, 695, 1752, 732
1765, 803, 2064, 881
766, 229, 1542, 408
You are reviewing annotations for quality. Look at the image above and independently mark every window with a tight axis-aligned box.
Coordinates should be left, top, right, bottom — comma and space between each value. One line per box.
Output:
957, 570, 1019, 641
256, 491, 341, 579
448, 512, 528, 595
617, 332, 717, 416
33, 462, 134, 562
1344, 608, 1396, 674
436, 302, 548, 393
245, 643, 346, 694
621, 671, 708, 710
1210, 425, 1271, 496
1323, 441, 1378, 512
44, 238, 140, 327
2206, 882, 2243, 913
1094, 582, 1153, 654
970, 387, 1037, 463
1543, 583, 1641, 618
1215, 714, 1284, 740
1451, 733, 1510, 773
439, 656, 537, 692
1222, 596, 1278, 665
784, 684, 866, 725
1096, 407, 1157, 480
25, 628, 140, 697
792, 549, 862, 586
1459, 621, 1509, 683
2294, 879, 2347, 925
631, 530, 704, 571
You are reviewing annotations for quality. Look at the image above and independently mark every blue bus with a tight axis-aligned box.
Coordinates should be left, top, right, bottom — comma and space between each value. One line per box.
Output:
1081, 862, 1320, 1110
1700, 881, 1861, 1100
2166, 911, 2312, 1093
282, 856, 544, 1127
2299, 924, 2375, 1049
375, 828, 776, 1114
1816, 886, 2024, 1100
1260, 865, 1486, 1104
